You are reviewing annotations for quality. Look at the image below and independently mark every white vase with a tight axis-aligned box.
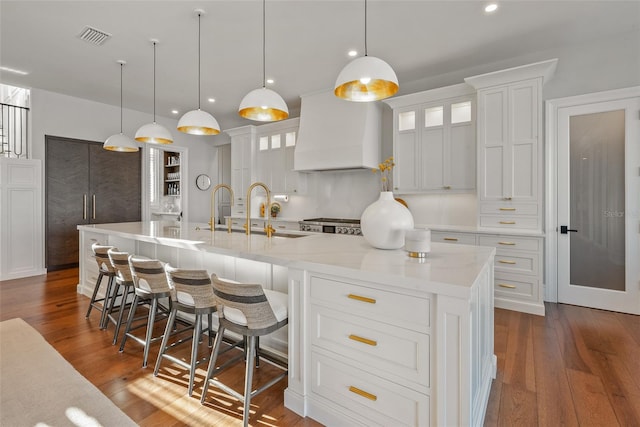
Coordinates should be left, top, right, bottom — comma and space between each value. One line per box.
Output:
360, 191, 414, 249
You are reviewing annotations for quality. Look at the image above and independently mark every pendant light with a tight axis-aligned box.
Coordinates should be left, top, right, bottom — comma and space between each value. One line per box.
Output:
238, 0, 288, 122
178, 9, 221, 135
135, 40, 173, 144
104, 60, 139, 152
334, 0, 399, 102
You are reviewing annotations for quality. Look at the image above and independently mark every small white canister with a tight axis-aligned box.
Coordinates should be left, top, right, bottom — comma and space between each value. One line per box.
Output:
404, 228, 431, 258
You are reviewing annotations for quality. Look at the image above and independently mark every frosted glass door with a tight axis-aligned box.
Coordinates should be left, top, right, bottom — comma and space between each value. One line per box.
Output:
557, 95, 640, 314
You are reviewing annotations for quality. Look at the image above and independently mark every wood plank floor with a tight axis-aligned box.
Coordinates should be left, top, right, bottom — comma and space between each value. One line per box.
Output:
1, 268, 639, 426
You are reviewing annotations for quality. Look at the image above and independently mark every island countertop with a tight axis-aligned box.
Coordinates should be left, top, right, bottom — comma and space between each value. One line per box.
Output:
78, 221, 495, 298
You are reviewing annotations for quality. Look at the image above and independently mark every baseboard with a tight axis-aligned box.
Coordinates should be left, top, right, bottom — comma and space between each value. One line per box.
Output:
284, 388, 306, 416
495, 298, 545, 316
0, 268, 47, 281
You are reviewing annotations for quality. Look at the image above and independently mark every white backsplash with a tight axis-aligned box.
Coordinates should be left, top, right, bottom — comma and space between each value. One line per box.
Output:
277, 170, 477, 226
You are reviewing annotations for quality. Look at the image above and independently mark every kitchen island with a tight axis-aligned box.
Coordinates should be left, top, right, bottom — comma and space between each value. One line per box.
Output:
77, 221, 496, 427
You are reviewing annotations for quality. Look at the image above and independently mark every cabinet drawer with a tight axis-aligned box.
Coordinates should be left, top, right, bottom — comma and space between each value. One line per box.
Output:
309, 275, 431, 333
311, 352, 430, 427
494, 273, 538, 301
431, 231, 477, 245
494, 253, 539, 276
272, 221, 300, 231
479, 202, 538, 216
478, 235, 541, 252
310, 305, 429, 387
479, 215, 539, 230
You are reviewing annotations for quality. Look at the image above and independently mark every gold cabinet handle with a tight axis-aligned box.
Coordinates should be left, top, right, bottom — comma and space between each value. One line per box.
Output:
499, 221, 516, 224
503, 197, 512, 201
443, 185, 451, 190
499, 207, 516, 211
349, 386, 377, 401
92, 194, 96, 220
498, 260, 517, 264
443, 237, 458, 242
498, 241, 516, 246
498, 283, 517, 289
349, 334, 377, 347
83, 194, 87, 220
347, 294, 376, 304
278, 225, 286, 229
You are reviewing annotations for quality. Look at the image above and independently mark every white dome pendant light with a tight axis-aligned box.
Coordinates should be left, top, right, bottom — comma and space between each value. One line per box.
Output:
104, 60, 139, 152
238, 0, 288, 122
135, 40, 173, 144
334, 0, 399, 102
177, 9, 221, 135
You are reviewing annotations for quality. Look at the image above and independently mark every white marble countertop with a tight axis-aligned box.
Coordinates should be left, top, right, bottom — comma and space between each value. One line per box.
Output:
78, 221, 495, 298
415, 223, 545, 237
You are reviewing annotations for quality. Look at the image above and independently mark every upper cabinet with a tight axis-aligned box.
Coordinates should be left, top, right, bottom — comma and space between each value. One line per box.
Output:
255, 118, 301, 194
466, 58, 558, 232
226, 126, 256, 218
385, 84, 476, 194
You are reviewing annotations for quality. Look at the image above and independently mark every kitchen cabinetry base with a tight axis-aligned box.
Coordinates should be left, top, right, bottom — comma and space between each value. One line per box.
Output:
495, 297, 545, 316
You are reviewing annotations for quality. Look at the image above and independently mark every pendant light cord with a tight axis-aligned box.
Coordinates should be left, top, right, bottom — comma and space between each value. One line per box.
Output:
262, 0, 266, 88
198, 12, 202, 110
119, 62, 123, 133
364, 0, 368, 57
153, 41, 157, 122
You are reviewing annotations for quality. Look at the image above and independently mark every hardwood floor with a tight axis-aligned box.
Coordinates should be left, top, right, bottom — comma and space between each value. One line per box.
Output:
1, 269, 639, 426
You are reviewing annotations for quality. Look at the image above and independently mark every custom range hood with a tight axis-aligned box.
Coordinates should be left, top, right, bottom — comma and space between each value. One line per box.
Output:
294, 89, 381, 171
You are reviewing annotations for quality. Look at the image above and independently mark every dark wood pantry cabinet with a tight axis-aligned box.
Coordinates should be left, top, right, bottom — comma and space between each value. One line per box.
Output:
45, 135, 141, 270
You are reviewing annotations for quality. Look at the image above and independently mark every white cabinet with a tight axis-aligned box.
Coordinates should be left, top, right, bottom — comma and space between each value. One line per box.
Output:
385, 84, 476, 194
226, 126, 256, 218
466, 59, 557, 232
434, 227, 545, 315
255, 118, 301, 194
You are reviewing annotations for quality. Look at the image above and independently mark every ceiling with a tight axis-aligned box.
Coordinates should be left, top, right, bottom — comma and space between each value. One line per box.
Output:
1, 1, 638, 131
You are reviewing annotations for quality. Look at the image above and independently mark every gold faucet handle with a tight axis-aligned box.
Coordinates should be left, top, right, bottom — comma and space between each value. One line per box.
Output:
264, 224, 276, 237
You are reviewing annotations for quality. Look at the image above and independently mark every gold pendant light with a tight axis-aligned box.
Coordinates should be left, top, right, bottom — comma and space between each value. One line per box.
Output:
104, 60, 138, 152
135, 40, 173, 144
238, 0, 288, 122
334, 0, 398, 102
178, 9, 221, 135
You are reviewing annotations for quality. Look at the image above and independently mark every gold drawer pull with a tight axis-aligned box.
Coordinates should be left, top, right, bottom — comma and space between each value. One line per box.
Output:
349, 334, 377, 347
443, 185, 451, 190
498, 260, 517, 264
443, 237, 459, 242
278, 225, 286, 229
348, 294, 376, 304
349, 386, 377, 401
498, 241, 516, 246
498, 283, 517, 289
499, 207, 516, 211
499, 221, 516, 224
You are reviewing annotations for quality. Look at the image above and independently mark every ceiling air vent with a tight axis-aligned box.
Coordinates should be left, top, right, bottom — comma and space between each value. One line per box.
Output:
77, 26, 112, 46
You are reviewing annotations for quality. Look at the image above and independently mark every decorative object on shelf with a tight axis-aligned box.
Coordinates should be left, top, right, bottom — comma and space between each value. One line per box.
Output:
238, 0, 289, 122
178, 9, 221, 135
270, 202, 281, 218
104, 60, 138, 152
405, 228, 431, 258
196, 174, 211, 191
135, 40, 173, 144
334, 0, 398, 102
360, 191, 414, 249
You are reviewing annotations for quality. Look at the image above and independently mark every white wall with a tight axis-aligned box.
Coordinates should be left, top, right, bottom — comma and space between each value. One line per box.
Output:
29, 88, 220, 222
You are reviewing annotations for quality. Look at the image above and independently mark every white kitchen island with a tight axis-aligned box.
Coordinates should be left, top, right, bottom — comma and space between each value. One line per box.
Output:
77, 221, 496, 427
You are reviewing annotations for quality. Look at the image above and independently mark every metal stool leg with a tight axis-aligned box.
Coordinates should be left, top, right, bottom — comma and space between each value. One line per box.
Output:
200, 325, 226, 404
119, 295, 139, 352
153, 307, 177, 376
86, 271, 105, 319
143, 298, 159, 368
112, 283, 131, 345
99, 275, 116, 330
188, 314, 202, 396
243, 336, 256, 427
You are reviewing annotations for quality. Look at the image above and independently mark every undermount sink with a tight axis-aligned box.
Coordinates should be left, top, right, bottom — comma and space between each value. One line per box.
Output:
195, 226, 306, 239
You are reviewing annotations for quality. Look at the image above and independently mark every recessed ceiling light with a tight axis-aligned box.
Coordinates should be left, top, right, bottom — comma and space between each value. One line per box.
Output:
484, 3, 498, 13
266, 78, 274, 84
348, 50, 358, 57
208, 98, 216, 103
0, 66, 29, 75
171, 109, 179, 114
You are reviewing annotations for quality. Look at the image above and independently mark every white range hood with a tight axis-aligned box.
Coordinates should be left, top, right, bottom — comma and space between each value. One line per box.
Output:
294, 90, 381, 171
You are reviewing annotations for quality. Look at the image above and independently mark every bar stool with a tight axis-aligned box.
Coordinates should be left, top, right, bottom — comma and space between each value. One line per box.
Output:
154, 266, 217, 396
86, 243, 117, 329
119, 256, 173, 368
106, 249, 137, 345
201, 274, 288, 427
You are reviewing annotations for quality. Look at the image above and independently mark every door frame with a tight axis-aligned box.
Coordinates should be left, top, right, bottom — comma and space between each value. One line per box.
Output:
545, 86, 640, 304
